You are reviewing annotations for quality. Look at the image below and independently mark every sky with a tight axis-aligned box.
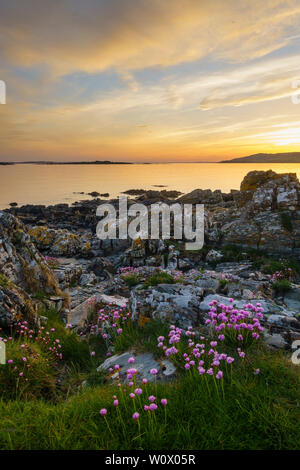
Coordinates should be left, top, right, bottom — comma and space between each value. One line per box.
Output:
1, 0, 300, 162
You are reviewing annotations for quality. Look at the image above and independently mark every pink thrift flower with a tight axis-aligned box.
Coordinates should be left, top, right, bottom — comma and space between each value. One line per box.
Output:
149, 403, 158, 411
161, 398, 168, 406
132, 412, 140, 420
100, 408, 107, 416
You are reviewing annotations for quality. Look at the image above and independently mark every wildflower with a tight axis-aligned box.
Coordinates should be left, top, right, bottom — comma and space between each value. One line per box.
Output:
128, 357, 135, 364
206, 368, 213, 376
150, 368, 158, 375
135, 388, 143, 395
91, 351, 95, 357
227, 357, 235, 364
142, 378, 148, 384
132, 412, 140, 420
149, 403, 158, 411
113, 400, 119, 407
216, 371, 223, 379
148, 395, 156, 402
161, 398, 168, 406
144, 405, 149, 411
7, 359, 13, 364
100, 408, 107, 416
129, 393, 135, 399
254, 368, 260, 375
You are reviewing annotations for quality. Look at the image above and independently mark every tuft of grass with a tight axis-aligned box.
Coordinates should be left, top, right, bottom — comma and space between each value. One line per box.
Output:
280, 212, 293, 233
42, 309, 91, 370
122, 274, 141, 287
272, 279, 292, 295
114, 319, 169, 357
0, 273, 10, 288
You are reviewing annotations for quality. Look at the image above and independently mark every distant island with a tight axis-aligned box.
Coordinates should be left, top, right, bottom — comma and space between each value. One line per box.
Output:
0, 160, 133, 165
220, 152, 300, 163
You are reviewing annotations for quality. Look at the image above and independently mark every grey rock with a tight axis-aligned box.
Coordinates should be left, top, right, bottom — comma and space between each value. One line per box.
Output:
97, 351, 176, 383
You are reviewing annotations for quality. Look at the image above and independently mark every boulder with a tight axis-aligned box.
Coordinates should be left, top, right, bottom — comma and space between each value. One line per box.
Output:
0, 211, 64, 326
97, 351, 176, 383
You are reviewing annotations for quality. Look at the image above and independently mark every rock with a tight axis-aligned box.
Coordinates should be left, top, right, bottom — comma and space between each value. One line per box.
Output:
87, 257, 115, 278
240, 170, 298, 192
206, 249, 223, 263
79, 272, 98, 286
284, 287, 300, 311
97, 351, 176, 383
131, 283, 204, 328
265, 333, 287, 349
28, 226, 92, 257
0, 211, 64, 326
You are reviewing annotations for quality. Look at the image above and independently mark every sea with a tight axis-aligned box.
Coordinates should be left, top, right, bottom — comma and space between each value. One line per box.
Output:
0, 162, 299, 210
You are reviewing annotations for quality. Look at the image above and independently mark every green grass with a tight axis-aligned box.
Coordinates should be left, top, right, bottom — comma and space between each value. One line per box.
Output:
122, 274, 141, 287
1, 310, 300, 450
143, 271, 176, 289
114, 319, 169, 358
0, 344, 299, 450
272, 279, 292, 295
0, 273, 10, 288
280, 212, 293, 233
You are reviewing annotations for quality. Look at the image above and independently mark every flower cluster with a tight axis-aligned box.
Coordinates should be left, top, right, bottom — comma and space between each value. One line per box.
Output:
205, 299, 264, 345
1, 320, 63, 389
271, 268, 293, 282
85, 302, 138, 356
157, 325, 237, 386
99, 356, 168, 437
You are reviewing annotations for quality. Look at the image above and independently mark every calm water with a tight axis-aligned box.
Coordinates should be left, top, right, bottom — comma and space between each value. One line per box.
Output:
0, 163, 300, 210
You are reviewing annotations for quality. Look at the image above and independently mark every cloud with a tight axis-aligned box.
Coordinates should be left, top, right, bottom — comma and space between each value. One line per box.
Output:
199, 55, 300, 109
1, 0, 300, 76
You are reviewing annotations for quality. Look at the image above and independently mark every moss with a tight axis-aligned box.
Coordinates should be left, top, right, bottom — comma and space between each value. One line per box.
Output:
0, 274, 10, 288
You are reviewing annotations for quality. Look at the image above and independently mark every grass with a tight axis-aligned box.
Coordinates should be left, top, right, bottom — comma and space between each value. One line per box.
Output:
122, 274, 141, 287
113, 319, 169, 358
280, 212, 293, 233
143, 271, 176, 289
0, 344, 299, 450
272, 279, 292, 295
1, 308, 300, 450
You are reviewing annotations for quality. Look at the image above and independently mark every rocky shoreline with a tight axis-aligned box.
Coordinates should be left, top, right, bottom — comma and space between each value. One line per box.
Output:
1, 169, 300, 355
